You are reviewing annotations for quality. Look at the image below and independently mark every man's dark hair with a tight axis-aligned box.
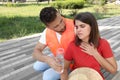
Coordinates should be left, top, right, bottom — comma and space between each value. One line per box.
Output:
39, 7, 57, 25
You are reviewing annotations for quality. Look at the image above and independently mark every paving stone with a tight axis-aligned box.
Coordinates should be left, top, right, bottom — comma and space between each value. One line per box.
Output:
20, 72, 42, 80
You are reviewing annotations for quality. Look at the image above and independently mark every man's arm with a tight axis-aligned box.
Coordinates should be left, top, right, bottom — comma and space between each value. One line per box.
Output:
32, 42, 63, 72
32, 42, 49, 62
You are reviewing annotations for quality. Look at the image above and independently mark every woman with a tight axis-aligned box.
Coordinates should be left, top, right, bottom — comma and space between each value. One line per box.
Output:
61, 12, 117, 80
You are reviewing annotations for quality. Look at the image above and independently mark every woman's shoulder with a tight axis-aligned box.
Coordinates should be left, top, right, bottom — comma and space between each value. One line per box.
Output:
69, 40, 75, 45
99, 38, 110, 46
67, 40, 77, 48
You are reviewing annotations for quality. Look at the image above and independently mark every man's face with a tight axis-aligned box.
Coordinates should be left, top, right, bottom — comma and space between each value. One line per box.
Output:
46, 13, 66, 34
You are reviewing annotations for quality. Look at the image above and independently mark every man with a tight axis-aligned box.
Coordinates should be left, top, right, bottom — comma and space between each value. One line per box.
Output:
32, 7, 75, 80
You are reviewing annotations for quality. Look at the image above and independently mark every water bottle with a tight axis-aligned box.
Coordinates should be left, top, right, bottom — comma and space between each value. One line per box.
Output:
56, 48, 64, 74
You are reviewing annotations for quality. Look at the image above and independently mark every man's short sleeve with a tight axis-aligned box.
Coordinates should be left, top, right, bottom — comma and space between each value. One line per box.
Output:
39, 28, 47, 45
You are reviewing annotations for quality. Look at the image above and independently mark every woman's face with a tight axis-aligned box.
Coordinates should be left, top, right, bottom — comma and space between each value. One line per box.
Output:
75, 20, 91, 42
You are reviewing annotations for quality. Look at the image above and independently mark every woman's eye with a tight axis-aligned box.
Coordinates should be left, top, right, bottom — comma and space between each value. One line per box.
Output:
75, 24, 85, 29
81, 25, 85, 28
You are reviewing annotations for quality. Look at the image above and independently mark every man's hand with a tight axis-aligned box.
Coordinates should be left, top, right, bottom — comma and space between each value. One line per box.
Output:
46, 56, 63, 73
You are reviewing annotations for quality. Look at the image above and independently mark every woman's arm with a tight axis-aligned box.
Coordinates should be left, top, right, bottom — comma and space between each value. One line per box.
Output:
93, 52, 117, 74
61, 60, 71, 80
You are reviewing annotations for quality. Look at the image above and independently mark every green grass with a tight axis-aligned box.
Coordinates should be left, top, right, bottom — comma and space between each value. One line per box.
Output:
61, 3, 120, 19
0, 3, 47, 41
0, 2, 120, 42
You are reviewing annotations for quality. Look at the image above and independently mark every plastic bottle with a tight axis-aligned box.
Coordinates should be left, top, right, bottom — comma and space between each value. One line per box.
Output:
56, 48, 64, 74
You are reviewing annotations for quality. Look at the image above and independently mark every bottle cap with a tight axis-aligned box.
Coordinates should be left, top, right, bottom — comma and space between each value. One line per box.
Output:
57, 48, 64, 54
